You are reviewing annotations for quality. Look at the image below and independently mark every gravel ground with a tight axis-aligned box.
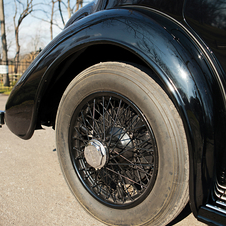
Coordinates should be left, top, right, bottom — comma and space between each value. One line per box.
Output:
0, 94, 206, 226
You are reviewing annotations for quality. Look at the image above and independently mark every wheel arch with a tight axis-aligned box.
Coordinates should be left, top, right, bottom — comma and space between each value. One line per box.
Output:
38, 42, 148, 126
39, 40, 190, 128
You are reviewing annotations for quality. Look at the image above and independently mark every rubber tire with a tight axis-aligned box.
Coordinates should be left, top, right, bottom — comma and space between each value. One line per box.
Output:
56, 62, 189, 226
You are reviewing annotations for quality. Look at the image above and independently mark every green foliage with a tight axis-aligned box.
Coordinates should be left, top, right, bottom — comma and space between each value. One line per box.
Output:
0, 85, 13, 95
0, 74, 21, 95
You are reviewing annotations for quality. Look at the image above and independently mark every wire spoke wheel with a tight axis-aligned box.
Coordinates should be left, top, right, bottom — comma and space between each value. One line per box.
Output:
69, 93, 158, 208
56, 62, 189, 226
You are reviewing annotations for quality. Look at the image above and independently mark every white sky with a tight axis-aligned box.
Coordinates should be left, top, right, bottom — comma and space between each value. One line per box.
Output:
2, 0, 92, 58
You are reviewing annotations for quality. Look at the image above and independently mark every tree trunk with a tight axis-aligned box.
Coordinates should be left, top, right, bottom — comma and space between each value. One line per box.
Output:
76, 0, 83, 12
50, 0, 55, 40
67, 0, 71, 18
13, 0, 33, 73
0, 0, 10, 87
14, 27, 20, 74
58, 0, 65, 26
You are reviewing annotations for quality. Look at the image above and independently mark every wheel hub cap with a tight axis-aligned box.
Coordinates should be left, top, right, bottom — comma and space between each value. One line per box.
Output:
84, 139, 108, 169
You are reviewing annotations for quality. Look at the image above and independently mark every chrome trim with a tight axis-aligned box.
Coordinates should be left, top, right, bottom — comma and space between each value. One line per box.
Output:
84, 139, 108, 169
216, 201, 226, 208
214, 180, 226, 201
206, 204, 226, 215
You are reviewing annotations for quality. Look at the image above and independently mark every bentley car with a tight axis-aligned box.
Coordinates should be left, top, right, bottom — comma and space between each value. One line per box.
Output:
1, 0, 226, 225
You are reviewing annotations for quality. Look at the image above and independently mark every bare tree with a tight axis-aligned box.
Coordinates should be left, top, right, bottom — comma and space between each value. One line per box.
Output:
76, 0, 83, 11
6, 26, 14, 54
28, 29, 44, 52
13, 0, 33, 72
58, 0, 65, 26
66, 0, 82, 18
31, 0, 63, 41
50, 0, 58, 40
31, 0, 84, 42
58, 0, 83, 27
67, 0, 72, 18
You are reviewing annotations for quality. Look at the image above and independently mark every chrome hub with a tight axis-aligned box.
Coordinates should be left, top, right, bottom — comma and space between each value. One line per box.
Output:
84, 139, 108, 169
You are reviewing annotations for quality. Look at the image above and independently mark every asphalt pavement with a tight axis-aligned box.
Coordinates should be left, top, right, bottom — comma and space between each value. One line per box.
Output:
0, 94, 206, 226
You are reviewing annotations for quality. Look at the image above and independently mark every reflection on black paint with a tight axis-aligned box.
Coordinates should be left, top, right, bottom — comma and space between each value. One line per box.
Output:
108, 0, 184, 15
185, 0, 226, 73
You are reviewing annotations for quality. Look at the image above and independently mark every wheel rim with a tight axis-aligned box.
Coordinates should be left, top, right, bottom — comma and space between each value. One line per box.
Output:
69, 92, 158, 209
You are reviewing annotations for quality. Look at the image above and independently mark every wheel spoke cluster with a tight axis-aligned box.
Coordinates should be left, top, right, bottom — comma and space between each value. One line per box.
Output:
70, 93, 157, 207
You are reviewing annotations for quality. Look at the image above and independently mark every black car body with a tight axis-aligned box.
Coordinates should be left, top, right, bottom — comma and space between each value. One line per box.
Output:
1, 0, 226, 225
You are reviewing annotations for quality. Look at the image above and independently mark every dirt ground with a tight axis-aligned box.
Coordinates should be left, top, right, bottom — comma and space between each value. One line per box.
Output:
0, 94, 206, 226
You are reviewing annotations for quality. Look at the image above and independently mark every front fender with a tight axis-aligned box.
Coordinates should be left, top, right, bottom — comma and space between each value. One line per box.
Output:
5, 6, 225, 218
5, 7, 191, 138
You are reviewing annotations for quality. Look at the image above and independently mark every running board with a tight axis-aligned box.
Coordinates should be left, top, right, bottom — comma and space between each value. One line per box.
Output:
198, 204, 226, 225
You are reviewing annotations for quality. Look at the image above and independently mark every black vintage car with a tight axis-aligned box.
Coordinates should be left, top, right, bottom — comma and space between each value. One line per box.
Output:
1, 0, 226, 225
